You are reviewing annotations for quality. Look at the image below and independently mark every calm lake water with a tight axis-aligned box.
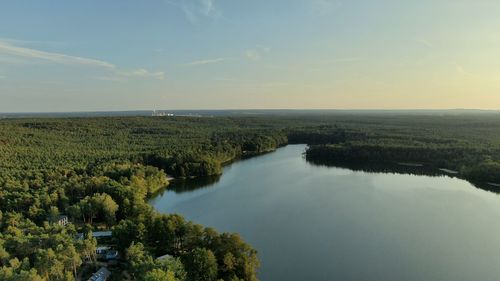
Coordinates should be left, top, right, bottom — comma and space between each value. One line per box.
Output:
150, 145, 500, 281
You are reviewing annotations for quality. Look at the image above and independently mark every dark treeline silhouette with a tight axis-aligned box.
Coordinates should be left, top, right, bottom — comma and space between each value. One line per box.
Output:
301, 115, 500, 188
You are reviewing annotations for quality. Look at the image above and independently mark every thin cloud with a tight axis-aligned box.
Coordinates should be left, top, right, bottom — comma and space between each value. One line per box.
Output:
166, 0, 220, 24
96, 69, 165, 82
118, 69, 165, 80
245, 45, 271, 61
455, 63, 474, 77
0, 41, 114, 68
200, 0, 215, 15
0, 40, 165, 80
245, 50, 261, 61
0, 37, 69, 49
182, 57, 232, 66
413, 38, 434, 48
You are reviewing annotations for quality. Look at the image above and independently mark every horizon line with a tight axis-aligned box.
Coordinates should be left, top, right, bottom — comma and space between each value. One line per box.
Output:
2, 108, 500, 115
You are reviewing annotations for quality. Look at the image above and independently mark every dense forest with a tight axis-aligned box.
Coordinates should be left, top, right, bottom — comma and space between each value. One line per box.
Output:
1, 113, 500, 280
0, 116, 287, 281
302, 115, 500, 185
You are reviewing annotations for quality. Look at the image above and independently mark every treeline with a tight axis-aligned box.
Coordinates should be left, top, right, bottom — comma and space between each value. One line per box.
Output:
304, 116, 500, 186
306, 144, 485, 170
0, 116, 288, 178
287, 126, 366, 145
307, 144, 500, 184
143, 130, 288, 178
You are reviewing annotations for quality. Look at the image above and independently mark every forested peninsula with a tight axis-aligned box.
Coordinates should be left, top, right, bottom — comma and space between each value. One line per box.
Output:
0, 116, 289, 281
1, 114, 500, 280
302, 115, 500, 186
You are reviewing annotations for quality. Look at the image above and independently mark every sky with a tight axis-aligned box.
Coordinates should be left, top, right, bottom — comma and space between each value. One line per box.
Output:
1, 0, 500, 112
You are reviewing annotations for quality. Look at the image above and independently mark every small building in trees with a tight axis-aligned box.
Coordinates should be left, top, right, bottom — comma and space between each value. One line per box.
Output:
96, 246, 111, 255
51, 215, 69, 226
96, 246, 119, 261
76, 231, 112, 240
156, 254, 173, 260
92, 231, 112, 238
105, 249, 119, 260
87, 267, 111, 281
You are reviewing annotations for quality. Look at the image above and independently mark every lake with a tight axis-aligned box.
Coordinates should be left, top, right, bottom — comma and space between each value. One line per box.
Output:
150, 145, 500, 281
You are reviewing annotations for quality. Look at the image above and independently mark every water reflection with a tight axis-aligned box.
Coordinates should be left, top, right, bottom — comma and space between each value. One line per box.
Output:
306, 157, 500, 194
169, 176, 221, 193
151, 145, 500, 281
155, 148, 500, 198
306, 159, 445, 177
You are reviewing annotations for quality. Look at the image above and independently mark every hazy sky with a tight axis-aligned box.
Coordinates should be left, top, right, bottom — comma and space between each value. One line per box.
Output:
1, 0, 500, 112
